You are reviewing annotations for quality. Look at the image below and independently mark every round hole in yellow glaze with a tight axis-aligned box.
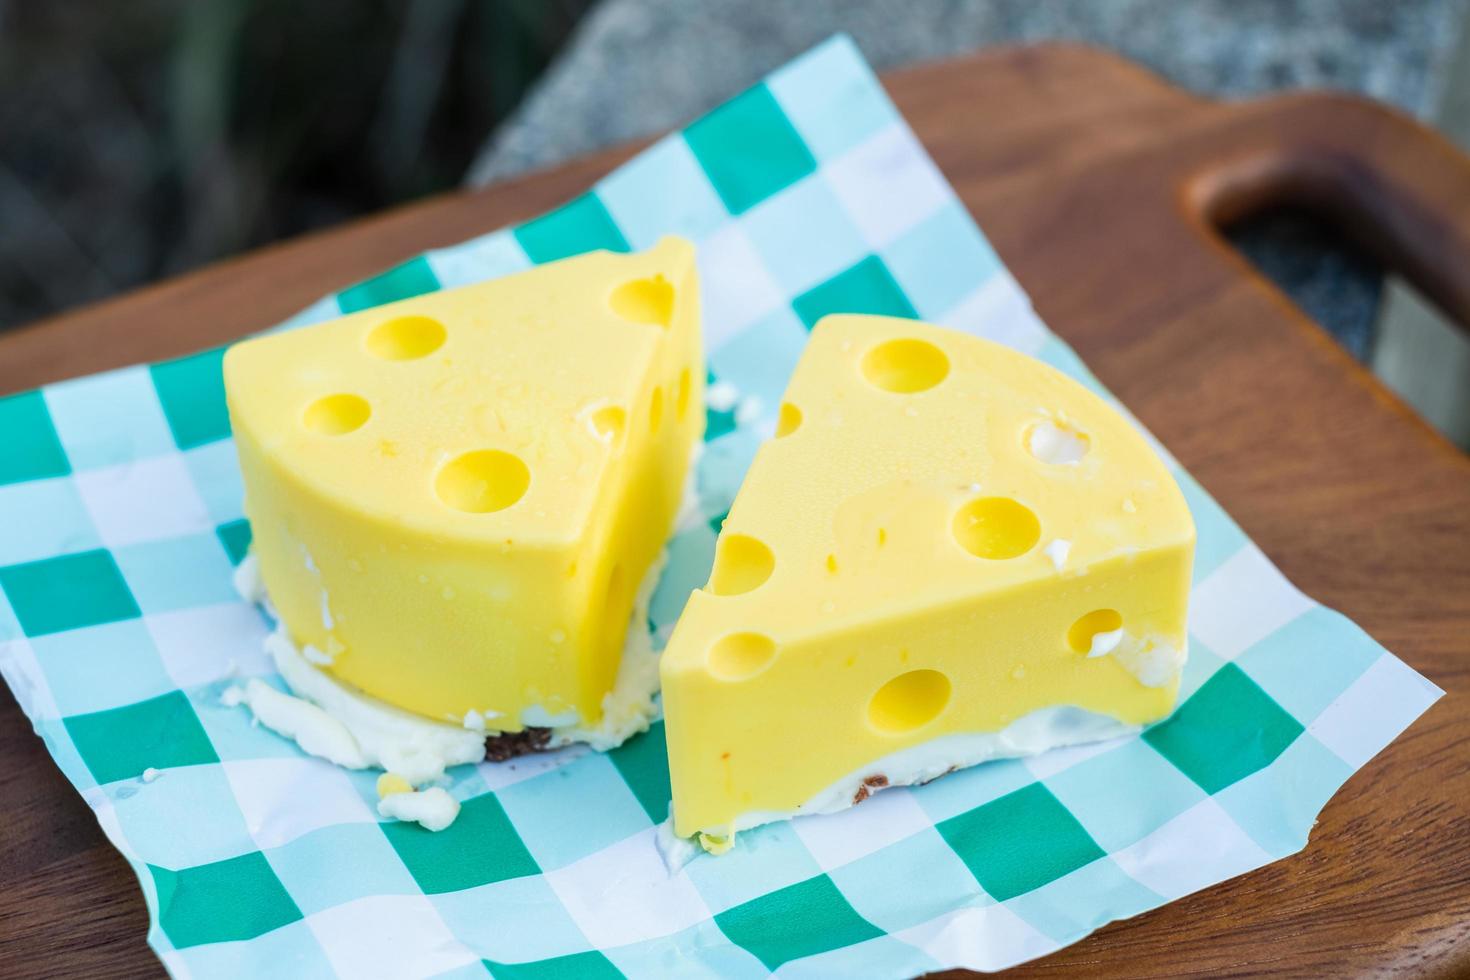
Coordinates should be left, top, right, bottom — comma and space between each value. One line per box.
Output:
302, 394, 371, 435
649, 387, 665, 432
775, 402, 802, 437
708, 534, 775, 596
860, 338, 949, 394
952, 496, 1041, 560
366, 315, 446, 360
869, 669, 951, 733
675, 369, 692, 420
435, 450, 530, 513
707, 632, 778, 681
589, 405, 626, 443
1026, 419, 1091, 465
609, 275, 674, 327
1068, 608, 1123, 654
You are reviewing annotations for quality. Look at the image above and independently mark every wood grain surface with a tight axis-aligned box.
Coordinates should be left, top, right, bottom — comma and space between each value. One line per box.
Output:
1, 44, 1467, 979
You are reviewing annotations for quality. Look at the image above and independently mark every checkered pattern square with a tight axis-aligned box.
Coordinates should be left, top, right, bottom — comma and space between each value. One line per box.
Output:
827, 827, 984, 935
546, 828, 712, 948
0, 476, 100, 566
150, 850, 302, 948
431, 876, 592, 966
0, 34, 1441, 979
149, 347, 231, 450
514, 194, 630, 265
0, 389, 70, 484
498, 754, 654, 870
36, 619, 175, 716
1, 548, 141, 636
42, 365, 177, 471
685, 821, 822, 914
265, 823, 423, 917
338, 256, 441, 314
115, 535, 238, 614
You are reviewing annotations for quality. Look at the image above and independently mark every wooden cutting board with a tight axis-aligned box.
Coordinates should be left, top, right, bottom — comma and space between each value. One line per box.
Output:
1, 44, 1467, 979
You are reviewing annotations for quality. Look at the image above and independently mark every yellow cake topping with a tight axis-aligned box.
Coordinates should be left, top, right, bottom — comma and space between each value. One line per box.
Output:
660, 314, 1193, 844
224, 237, 702, 736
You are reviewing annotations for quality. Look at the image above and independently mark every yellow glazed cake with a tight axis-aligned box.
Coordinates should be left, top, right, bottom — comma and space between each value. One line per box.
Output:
660, 314, 1194, 851
224, 237, 702, 753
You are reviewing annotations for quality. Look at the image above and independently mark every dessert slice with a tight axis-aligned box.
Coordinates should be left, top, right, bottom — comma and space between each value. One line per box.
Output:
660, 314, 1194, 851
225, 237, 702, 753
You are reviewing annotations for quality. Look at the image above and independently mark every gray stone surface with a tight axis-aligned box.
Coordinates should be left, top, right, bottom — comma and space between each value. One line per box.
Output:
470, 0, 1466, 184
467, 0, 1469, 359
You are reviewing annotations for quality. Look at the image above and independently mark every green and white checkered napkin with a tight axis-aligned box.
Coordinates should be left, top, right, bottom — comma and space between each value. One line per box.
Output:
0, 36, 1443, 978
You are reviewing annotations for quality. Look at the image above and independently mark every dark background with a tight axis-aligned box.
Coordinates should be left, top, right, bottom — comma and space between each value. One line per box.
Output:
0, 0, 592, 332
3, 0, 1466, 372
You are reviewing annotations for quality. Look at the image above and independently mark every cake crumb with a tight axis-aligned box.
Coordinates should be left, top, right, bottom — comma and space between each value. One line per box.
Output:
484, 726, 553, 762
852, 774, 889, 805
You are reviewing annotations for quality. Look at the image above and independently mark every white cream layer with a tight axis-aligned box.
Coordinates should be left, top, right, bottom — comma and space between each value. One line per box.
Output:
229, 549, 667, 770
660, 705, 1142, 868
223, 626, 488, 786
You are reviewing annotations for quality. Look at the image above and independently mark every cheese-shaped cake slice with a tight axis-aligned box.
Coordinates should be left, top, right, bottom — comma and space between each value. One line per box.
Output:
225, 237, 702, 745
661, 314, 1194, 849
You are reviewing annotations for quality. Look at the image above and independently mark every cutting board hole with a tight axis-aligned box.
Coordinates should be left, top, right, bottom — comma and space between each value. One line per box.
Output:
1222, 208, 1381, 362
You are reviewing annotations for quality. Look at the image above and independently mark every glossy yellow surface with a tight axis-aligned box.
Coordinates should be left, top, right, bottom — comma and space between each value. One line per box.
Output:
661, 315, 1194, 840
225, 238, 702, 730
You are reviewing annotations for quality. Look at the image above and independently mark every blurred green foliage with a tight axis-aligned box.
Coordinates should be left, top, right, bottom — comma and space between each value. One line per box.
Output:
0, 0, 594, 330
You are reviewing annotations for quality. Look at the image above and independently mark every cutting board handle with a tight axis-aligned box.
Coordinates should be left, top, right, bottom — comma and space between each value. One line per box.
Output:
1183, 91, 1470, 335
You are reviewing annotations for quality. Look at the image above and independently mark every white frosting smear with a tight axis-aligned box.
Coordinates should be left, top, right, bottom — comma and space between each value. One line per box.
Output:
223, 628, 487, 785
461, 708, 500, 731
1087, 628, 1124, 658
1113, 634, 1186, 688
378, 787, 460, 832
302, 644, 334, 666
1028, 420, 1089, 465
1084, 629, 1187, 688
659, 705, 1140, 863
232, 553, 269, 609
